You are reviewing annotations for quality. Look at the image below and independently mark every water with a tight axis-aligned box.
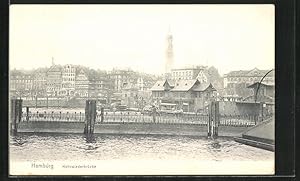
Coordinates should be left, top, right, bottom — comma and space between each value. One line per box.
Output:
10, 134, 273, 162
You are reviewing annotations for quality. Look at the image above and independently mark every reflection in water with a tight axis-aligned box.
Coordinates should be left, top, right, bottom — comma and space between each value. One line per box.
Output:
10, 134, 274, 162
210, 140, 222, 150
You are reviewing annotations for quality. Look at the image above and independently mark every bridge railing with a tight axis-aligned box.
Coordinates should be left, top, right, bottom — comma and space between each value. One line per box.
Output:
99, 112, 209, 125
21, 111, 86, 122
219, 114, 273, 127
219, 114, 256, 127
20, 110, 269, 127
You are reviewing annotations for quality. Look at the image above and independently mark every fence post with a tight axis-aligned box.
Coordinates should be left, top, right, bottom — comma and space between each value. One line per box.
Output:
11, 99, 22, 135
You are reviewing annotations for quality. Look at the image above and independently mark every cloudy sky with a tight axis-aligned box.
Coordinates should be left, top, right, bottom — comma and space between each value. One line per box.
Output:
10, 5, 274, 75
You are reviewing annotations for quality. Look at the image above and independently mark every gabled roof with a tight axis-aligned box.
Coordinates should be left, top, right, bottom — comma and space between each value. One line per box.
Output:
225, 68, 274, 77
192, 82, 216, 92
150, 80, 168, 91
47, 64, 62, 73
166, 79, 175, 87
247, 82, 275, 88
170, 79, 199, 92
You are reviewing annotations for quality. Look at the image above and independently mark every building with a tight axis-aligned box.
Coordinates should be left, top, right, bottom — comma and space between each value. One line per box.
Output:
108, 69, 137, 92
244, 82, 275, 103
46, 64, 62, 97
150, 79, 216, 112
75, 69, 89, 98
88, 71, 108, 100
74, 68, 109, 102
10, 70, 34, 99
61, 64, 76, 96
171, 66, 208, 82
32, 68, 47, 97
223, 68, 274, 97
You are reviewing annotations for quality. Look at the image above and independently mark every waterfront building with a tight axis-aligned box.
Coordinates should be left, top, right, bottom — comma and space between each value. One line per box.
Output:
10, 70, 34, 98
88, 71, 108, 101
32, 68, 47, 97
171, 66, 208, 83
61, 64, 76, 96
108, 69, 137, 92
46, 64, 62, 97
244, 82, 275, 103
223, 68, 275, 97
74, 68, 109, 102
150, 79, 216, 112
75, 69, 89, 98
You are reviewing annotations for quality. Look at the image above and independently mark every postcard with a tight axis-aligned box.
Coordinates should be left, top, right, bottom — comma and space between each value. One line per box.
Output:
9, 4, 275, 175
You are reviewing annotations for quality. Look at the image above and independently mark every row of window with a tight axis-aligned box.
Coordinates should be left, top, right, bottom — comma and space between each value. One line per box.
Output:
63, 73, 75, 77
172, 71, 193, 76
226, 77, 274, 82
12, 80, 33, 83
62, 78, 75, 81
152, 91, 211, 98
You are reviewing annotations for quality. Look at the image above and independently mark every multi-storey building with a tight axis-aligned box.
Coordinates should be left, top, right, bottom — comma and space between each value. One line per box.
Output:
10, 70, 34, 98
108, 69, 137, 92
223, 68, 274, 97
74, 69, 109, 103
88, 71, 108, 99
32, 68, 47, 97
171, 66, 208, 82
150, 79, 216, 112
75, 69, 89, 98
61, 64, 76, 96
46, 64, 62, 97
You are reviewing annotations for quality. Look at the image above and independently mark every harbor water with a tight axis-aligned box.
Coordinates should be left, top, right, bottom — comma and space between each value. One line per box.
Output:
10, 134, 273, 161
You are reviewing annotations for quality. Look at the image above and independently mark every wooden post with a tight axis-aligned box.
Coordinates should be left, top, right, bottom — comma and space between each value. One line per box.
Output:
213, 101, 219, 137
26, 107, 29, 121
11, 99, 22, 135
84, 100, 96, 142
100, 107, 104, 123
208, 101, 219, 138
208, 103, 212, 137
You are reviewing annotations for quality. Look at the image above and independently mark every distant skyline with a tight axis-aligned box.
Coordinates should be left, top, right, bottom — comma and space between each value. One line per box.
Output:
10, 5, 274, 76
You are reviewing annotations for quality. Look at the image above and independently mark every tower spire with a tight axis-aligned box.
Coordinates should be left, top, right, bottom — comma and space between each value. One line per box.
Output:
51, 57, 55, 66
165, 27, 174, 78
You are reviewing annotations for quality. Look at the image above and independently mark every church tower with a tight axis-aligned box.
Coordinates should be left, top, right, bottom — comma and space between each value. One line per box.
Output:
165, 28, 174, 78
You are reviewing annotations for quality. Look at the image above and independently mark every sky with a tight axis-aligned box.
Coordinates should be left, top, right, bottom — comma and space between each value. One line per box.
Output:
10, 5, 274, 75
